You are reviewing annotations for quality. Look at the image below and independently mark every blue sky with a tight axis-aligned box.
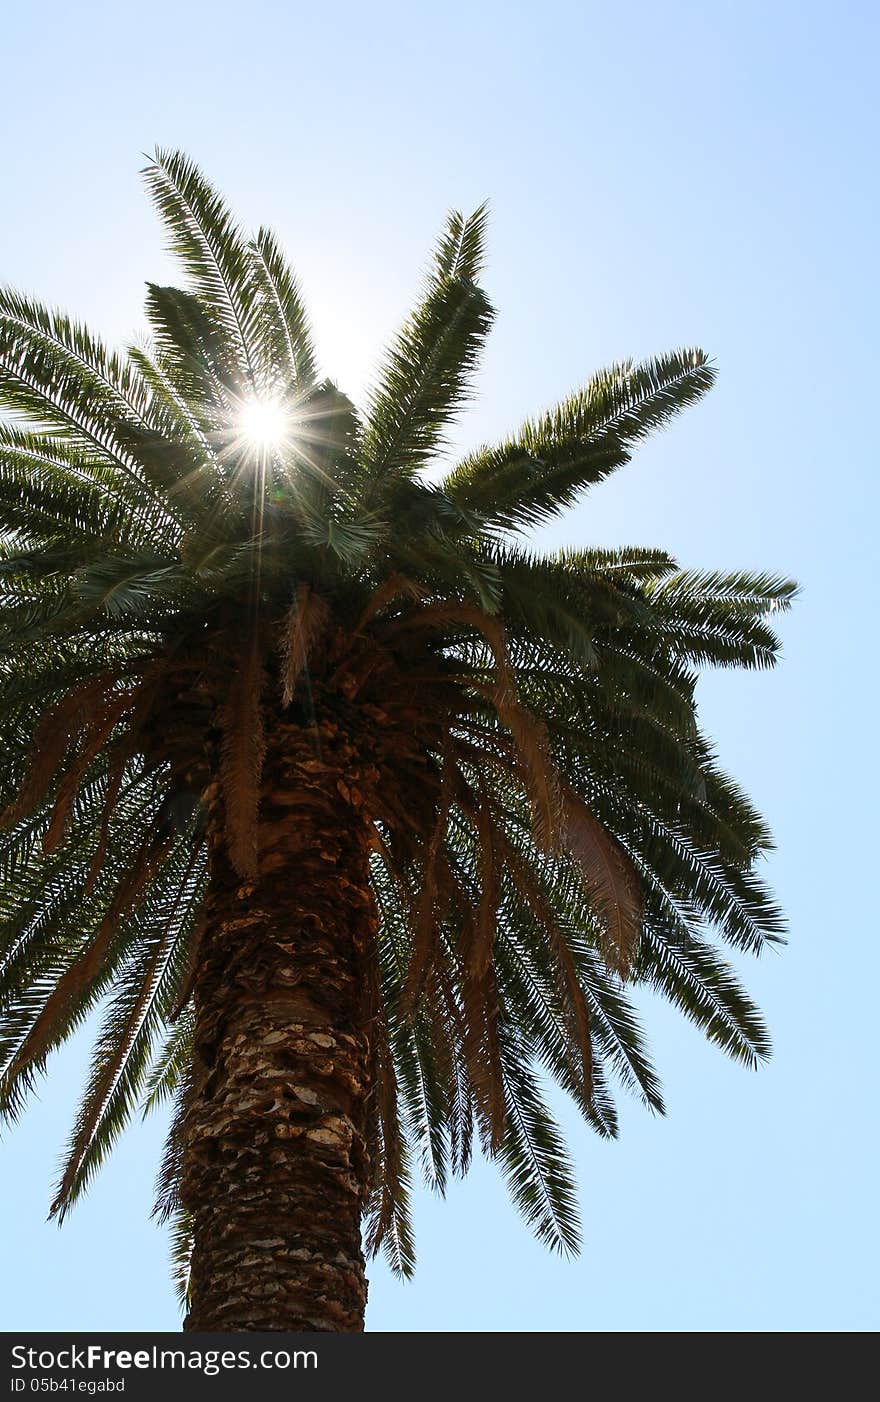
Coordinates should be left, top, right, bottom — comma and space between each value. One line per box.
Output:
1, 0, 877, 1332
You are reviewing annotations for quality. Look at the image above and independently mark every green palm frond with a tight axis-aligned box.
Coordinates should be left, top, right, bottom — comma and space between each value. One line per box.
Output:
431, 202, 490, 282
143, 149, 263, 389
141, 282, 246, 418
249, 226, 318, 391
361, 209, 495, 500
443, 349, 716, 531
0, 289, 162, 439
0, 425, 167, 553
495, 1036, 581, 1255
637, 908, 772, 1064
142, 1007, 194, 1113
169, 1207, 194, 1309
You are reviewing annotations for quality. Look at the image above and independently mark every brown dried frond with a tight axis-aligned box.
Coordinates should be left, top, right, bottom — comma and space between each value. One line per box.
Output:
399, 601, 517, 702
447, 856, 506, 1155
377, 598, 563, 841
81, 667, 170, 896
354, 572, 426, 634
218, 636, 267, 879
473, 679, 562, 850
463, 607, 517, 706
279, 583, 329, 706
561, 786, 642, 977
82, 745, 129, 898
43, 688, 138, 854
380, 599, 513, 686
0, 675, 120, 830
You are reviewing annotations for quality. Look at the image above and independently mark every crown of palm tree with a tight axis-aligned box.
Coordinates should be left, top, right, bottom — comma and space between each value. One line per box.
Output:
0, 150, 794, 1288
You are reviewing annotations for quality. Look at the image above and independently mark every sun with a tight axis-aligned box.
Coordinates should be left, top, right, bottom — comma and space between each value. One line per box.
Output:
236, 398, 290, 450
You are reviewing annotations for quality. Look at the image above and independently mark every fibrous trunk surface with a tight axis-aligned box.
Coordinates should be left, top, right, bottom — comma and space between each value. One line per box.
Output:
182, 717, 376, 1331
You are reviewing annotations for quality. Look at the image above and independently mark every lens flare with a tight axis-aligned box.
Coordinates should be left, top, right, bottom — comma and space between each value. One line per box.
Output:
237, 398, 289, 449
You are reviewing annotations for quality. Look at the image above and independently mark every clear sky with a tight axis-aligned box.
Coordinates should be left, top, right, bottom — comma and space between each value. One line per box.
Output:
0, 0, 877, 1333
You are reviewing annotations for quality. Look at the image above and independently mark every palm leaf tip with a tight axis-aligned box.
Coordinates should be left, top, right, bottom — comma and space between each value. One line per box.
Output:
432, 201, 490, 283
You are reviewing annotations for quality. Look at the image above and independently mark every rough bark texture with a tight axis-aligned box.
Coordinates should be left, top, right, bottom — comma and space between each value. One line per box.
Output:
181, 717, 377, 1332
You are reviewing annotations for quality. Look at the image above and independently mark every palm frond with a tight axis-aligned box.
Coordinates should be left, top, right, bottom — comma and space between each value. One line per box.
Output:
361, 230, 494, 497
495, 1030, 581, 1256
142, 149, 262, 388
443, 349, 715, 530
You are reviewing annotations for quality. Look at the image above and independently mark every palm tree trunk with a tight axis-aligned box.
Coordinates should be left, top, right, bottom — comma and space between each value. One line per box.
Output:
181, 717, 376, 1332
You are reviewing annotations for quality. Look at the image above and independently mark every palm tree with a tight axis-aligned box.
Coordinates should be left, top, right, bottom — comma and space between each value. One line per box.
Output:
0, 150, 794, 1333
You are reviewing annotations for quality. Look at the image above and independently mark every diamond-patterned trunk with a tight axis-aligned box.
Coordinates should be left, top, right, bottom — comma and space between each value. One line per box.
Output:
182, 718, 376, 1331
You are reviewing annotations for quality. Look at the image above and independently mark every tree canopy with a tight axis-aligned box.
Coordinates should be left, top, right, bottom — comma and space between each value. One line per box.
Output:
0, 150, 795, 1289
